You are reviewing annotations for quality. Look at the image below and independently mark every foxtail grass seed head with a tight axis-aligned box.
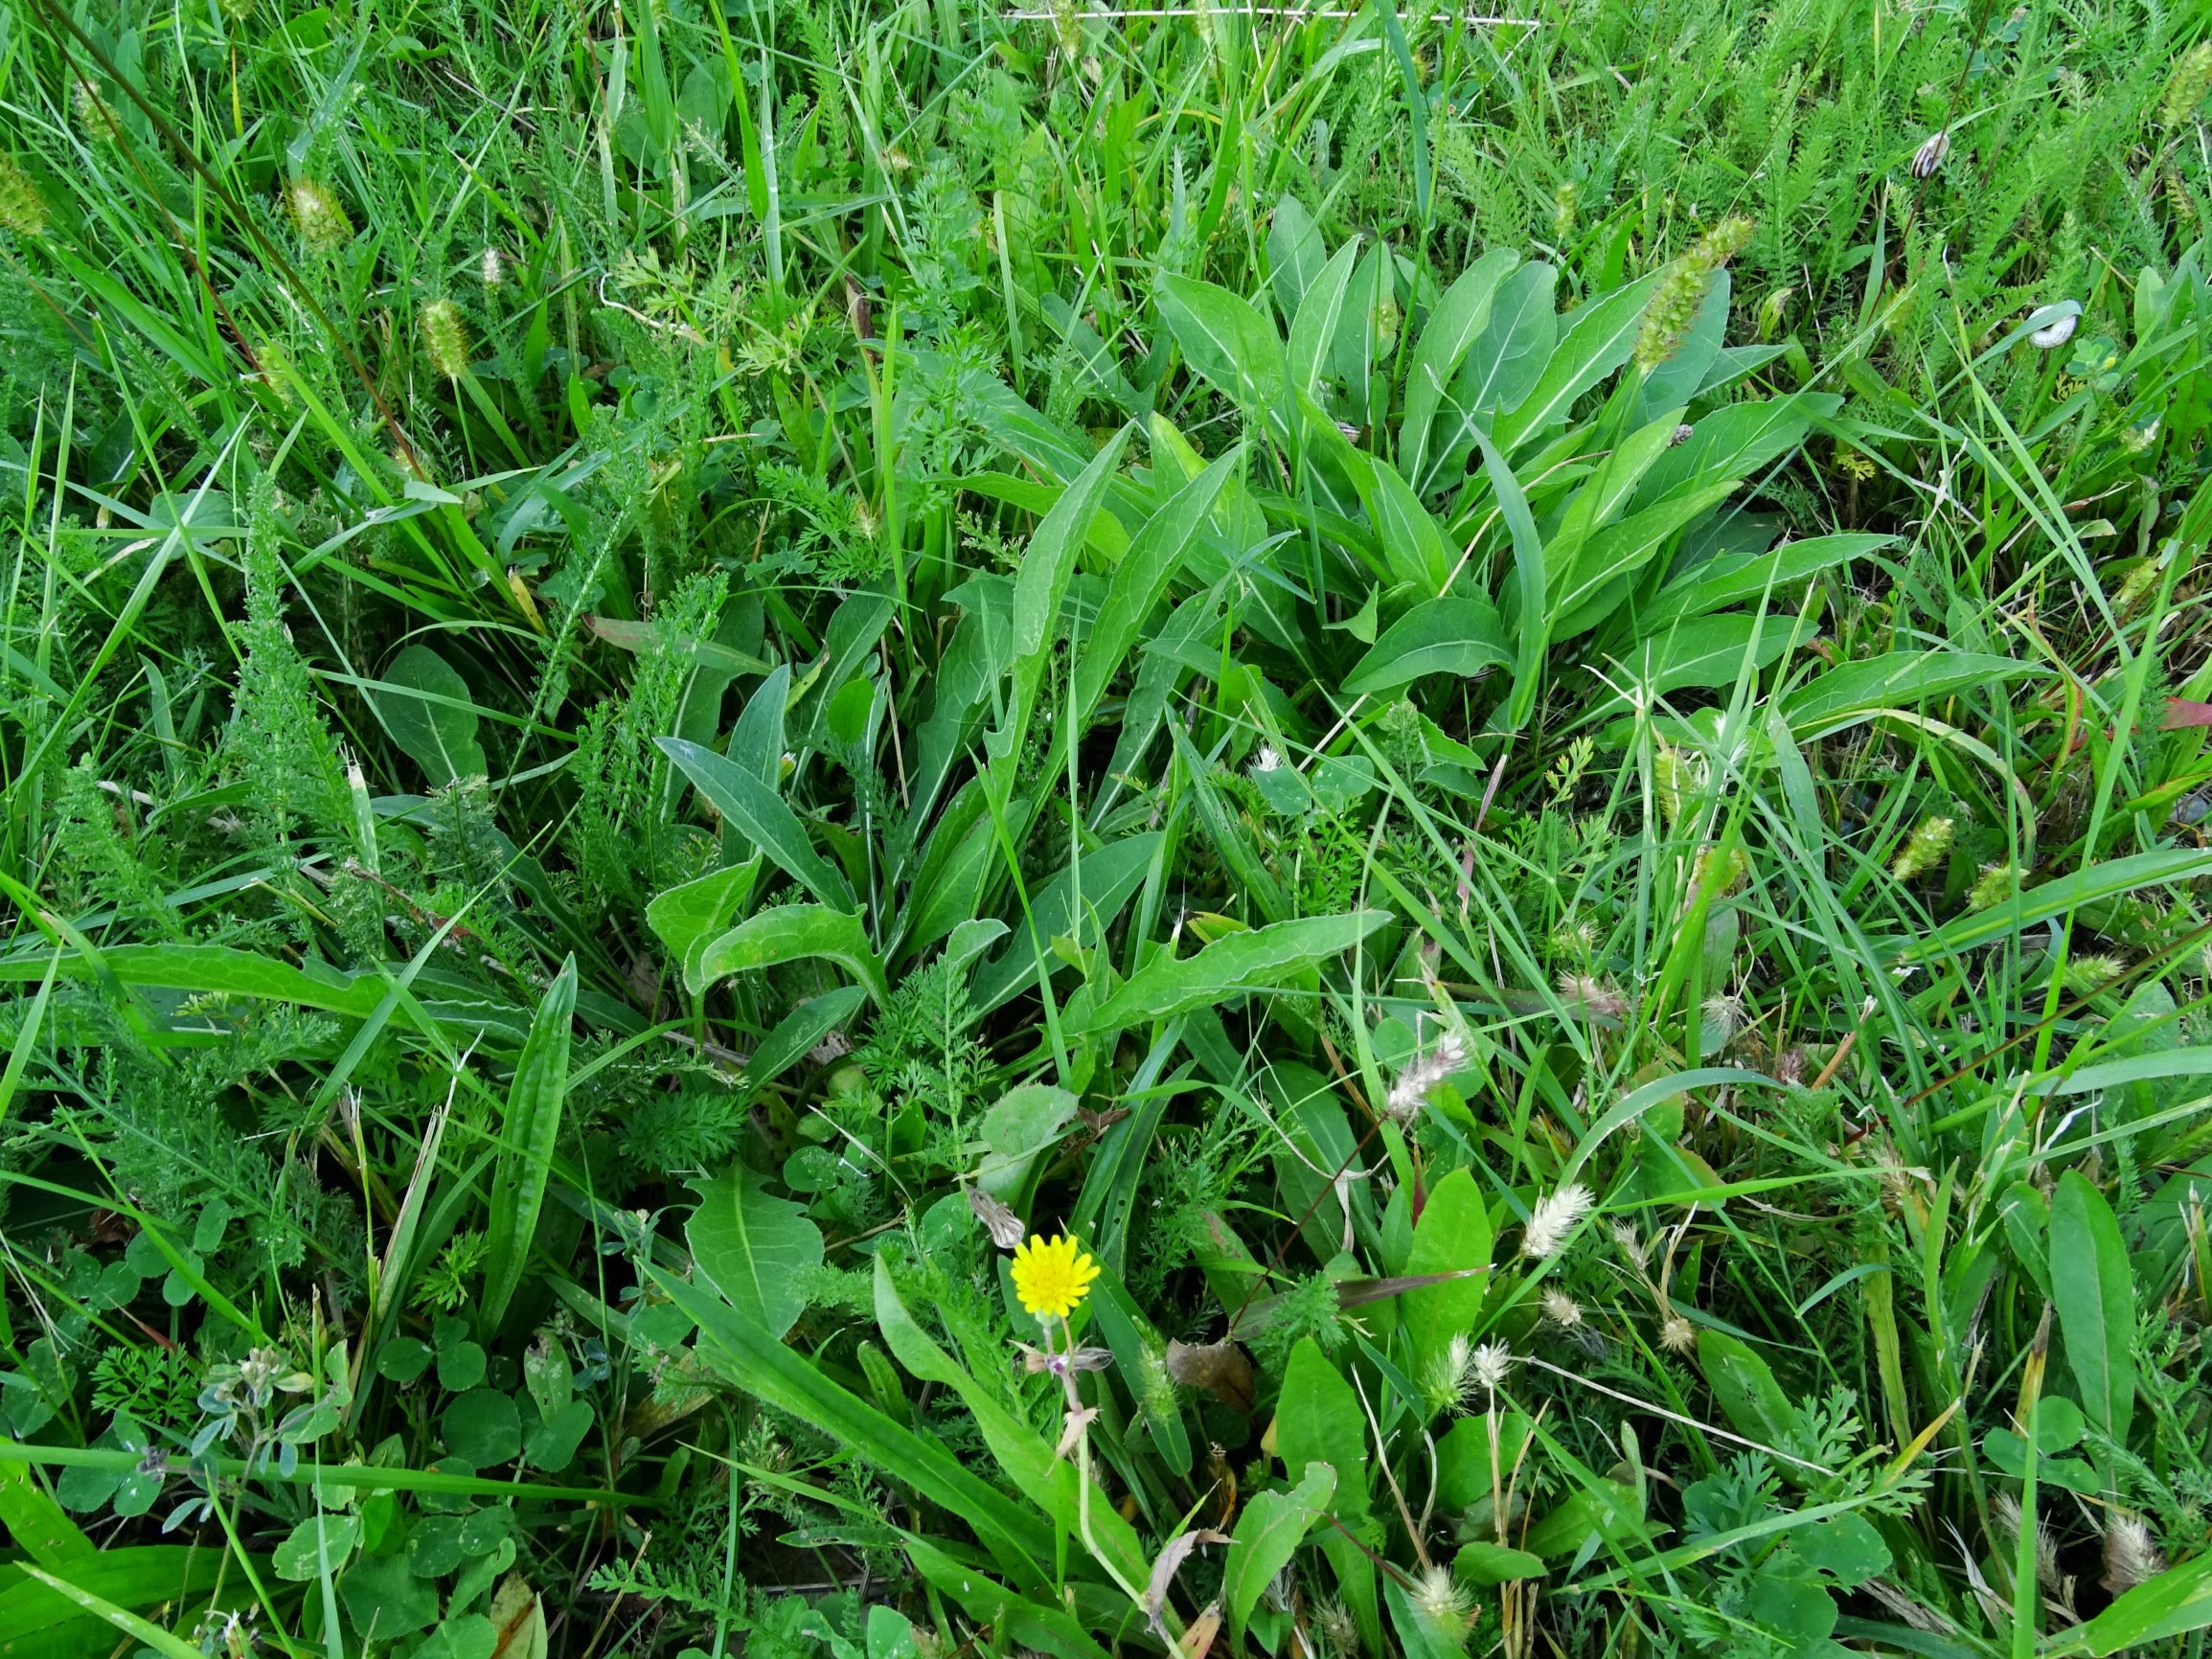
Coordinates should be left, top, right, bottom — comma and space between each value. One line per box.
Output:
2062, 954, 2125, 996
1248, 743, 1283, 775
1541, 1288, 1584, 1328
72, 80, 120, 142
219, 0, 256, 18
2102, 1511, 2166, 1592
1910, 130, 1951, 178
285, 179, 353, 252
1994, 1494, 2065, 1593
1968, 860, 2022, 912
1633, 216, 1753, 372
1521, 1183, 1594, 1260
1410, 1565, 1474, 1643
2163, 42, 2212, 127
1385, 1032, 1466, 1123
1890, 814, 1954, 881
1559, 972, 1629, 1021
420, 300, 471, 378
481, 246, 508, 288
0, 157, 45, 237
1552, 179, 1580, 244
1658, 1313, 1698, 1353
2031, 310, 2079, 349
1316, 1602, 1360, 1656
1137, 1343, 1176, 1419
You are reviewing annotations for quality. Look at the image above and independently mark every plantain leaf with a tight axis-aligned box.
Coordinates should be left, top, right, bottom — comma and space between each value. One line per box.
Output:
1224, 1462, 1336, 1645
685, 1162, 824, 1340
658, 737, 855, 912
2050, 1170, 2135, 1445
690, 903, 889, 1004
1075, 912, 1389, 1033
1344, 597, 1509, 694
373, 644, 490, 784
481, 956, 576, 1330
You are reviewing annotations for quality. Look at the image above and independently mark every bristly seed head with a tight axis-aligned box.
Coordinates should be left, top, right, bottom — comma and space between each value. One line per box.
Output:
1540, 1288, 1584, 1328
285, 178, 353, 253
2102, 1511, 2166, 1592
1521, 1183, 1594, 1260
1409, 1564, 1474, 1641
1890, 814, 1954, 882
0, 156, 46, 238
1658, 1313, 1698, 1353
420, 300, 471, 378
1385, 1032, 1466, 1123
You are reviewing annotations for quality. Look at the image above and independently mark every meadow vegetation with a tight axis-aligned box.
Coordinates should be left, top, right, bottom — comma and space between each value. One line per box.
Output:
3, 0, 2212, 1654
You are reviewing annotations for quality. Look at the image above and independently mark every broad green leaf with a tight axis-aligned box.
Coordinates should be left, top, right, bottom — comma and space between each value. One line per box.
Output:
659, 737, 856, 912
1790, 1511, 1889, 1587
1401, 249, 1518, 483
691, 903, 888, 1005
1266, 197, 1327, 323
745, 986, 869, 1094
1276, 1338, 1368, 1511
977, 1083, 1079, 1210
1494, 272, 1659, 452
1157, 276, 1289, 443
655, 1264, 1059, 1581
1784, 650, 2044, 735
1224, 1462, 1336, 1646
273, 1512, 361, 1580
1520, 1479, 1647, 1558
1452, 1539, 1544, 1587
0, 1547, 237, 1659
481, 956, 575, 1330
1605, 613, 1794, 700
1638, 533, 1895, 629
372, 644, 490, 784
1436, 1411, 1534, 1511
1402, 1167, 1494, 1377
1632, 394, 1836, 511
990, 427, 1133, 798
686, 1162, 825, 1340
971, 832, 1163, 1014
9, 1564, 202, 1659
1635, 268, 1730, 419
1549, 480, 1738, 638
645, 861, 760, 989
1353, 453, 1452, 594
2050, 1170, 2135, 1444
1075, 912, 1389, 1033
1074, 451, 1240, 724
1469, 427, 1547, 732
1696, 1329, 1807, 1449
1288, 237, 1364, 396
1541, 410, 1686, 590
1421, 261, 1557, 491
0, 1462, 91, 1567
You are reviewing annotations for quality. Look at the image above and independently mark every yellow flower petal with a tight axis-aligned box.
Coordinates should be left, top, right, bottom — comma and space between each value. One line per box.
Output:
1011, 1232, 1097, 1318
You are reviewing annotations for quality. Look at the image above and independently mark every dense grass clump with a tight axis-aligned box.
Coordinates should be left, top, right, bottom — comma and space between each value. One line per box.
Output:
2, 0, 2212, 1655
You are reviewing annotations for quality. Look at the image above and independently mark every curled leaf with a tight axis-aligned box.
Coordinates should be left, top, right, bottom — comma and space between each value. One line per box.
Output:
1146, 1527, 1232, 1643
967, 1185, 1025, 1249
1167, 1339, 1256, 1415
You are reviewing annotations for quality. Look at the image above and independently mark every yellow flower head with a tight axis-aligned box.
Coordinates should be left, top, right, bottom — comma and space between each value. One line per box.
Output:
1011, 1233, 1099, 1320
